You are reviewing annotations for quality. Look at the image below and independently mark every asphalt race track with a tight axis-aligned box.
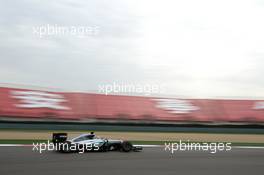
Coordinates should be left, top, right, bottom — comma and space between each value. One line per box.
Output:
0, 147, 263, 175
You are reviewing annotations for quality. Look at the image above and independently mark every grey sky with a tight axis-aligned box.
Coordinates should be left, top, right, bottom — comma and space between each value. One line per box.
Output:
0, 0, 264, 99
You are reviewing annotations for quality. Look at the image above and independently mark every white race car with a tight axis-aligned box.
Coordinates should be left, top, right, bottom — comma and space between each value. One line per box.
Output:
52, 132, 142, 153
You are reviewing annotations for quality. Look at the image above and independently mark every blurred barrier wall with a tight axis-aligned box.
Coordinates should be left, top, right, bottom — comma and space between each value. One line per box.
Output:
0, 87, 264, 123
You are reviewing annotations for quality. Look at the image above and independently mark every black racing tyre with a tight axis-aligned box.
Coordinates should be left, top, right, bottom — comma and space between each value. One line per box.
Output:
121, 141, 133, 152
59, 142, 72, 153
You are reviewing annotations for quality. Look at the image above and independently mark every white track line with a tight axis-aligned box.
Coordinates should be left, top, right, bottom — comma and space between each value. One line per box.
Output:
0, 144, 29, 147
0, 144, 159, 147
233, 146, 264, 149
135, 145, 264, 149
0, 144, 264, 149
134, 145, 162, 148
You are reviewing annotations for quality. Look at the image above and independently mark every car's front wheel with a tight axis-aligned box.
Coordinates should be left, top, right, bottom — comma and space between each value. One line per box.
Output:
121, 141, 133, 152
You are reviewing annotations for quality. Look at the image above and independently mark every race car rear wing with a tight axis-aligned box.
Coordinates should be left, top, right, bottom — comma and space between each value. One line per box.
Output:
52, 133, 67, 145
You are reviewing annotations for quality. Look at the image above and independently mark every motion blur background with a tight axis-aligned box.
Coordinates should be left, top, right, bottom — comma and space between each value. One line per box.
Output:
0, 0, 264, 131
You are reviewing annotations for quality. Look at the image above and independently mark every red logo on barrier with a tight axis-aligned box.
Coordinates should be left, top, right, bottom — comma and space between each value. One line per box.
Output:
11, 91, 70, 110
153, 98, 199, 114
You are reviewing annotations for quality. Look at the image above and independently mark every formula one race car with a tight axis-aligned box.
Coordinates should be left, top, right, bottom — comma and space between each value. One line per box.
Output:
52, 132, 142, 153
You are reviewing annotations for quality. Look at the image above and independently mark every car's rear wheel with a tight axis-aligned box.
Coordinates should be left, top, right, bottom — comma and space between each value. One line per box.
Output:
59, 142, 72, 153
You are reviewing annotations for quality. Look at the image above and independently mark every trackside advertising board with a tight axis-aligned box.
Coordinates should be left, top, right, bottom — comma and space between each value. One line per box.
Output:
0, 87, 264, 122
